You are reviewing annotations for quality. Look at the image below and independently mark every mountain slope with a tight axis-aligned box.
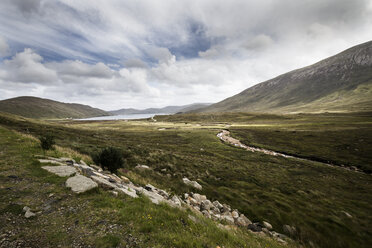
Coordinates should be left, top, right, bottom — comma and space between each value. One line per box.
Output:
198, 41, 372, 113
0, 96, 109, 119
110, 103, 211, 115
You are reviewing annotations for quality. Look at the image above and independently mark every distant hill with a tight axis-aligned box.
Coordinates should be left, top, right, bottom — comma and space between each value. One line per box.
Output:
0, 96, 110, 119
110, 103, 211, 115
197, 41, 372, 113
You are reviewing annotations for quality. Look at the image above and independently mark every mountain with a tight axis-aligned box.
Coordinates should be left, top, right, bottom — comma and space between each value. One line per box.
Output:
110, 103, 211, 115
197, 41, 372, 113
0, 96, 110, 119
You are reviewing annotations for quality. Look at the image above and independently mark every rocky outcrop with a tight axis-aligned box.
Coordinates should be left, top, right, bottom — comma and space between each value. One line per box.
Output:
65, 175, 98, 194
41, 165, 77, 177
38, 156, 290, 244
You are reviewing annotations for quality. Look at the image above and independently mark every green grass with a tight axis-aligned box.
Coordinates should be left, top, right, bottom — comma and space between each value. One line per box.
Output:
1, 111, 371, 247
0, 124, 291, 248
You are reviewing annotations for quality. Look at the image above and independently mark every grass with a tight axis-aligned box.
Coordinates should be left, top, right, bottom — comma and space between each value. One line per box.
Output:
0, 111, 371, 247
0, 124, 291, 248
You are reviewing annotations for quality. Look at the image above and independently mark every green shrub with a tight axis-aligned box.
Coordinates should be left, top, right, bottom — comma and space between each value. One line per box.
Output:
39, 135, 55, 151
93, 147, 124, 173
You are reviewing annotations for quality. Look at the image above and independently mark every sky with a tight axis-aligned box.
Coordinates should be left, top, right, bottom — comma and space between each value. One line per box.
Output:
0, 0, 371, 111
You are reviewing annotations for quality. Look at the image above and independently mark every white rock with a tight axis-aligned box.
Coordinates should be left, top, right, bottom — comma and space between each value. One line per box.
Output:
66, 175, 98, 194
116, 186, 138, 198
263, 221, 273, 230
171, 195, 182, 206
192, 193, 207, 203
42, 166, 77, 177
90, 175, 118, 189
135, 164, 150, 170
182, 178, 202, 190
38, 159, 64, 166
231, 210, 239, 219
25, 210, 36, 218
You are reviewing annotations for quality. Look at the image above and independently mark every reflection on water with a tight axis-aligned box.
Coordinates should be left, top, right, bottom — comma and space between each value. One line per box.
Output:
76, 113, 169, 121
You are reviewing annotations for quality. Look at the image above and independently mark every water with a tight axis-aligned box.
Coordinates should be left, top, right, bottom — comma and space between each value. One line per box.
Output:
76, 113, 169, 121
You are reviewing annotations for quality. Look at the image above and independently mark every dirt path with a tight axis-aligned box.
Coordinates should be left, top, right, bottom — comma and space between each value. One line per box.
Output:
217, 130, 366, 174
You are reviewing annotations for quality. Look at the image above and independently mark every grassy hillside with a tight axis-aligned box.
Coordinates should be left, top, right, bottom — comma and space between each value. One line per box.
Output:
0, 96, 109, 119
198, 41, 372, 113
0, 125, 291, 248
1, 111, 371, 247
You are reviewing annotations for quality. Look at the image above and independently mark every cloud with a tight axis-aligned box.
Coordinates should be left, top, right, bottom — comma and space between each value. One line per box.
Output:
1, 48, 57, 83
46, 60, 114, 78
0, 0, 371, 110
0, 36, 10, 57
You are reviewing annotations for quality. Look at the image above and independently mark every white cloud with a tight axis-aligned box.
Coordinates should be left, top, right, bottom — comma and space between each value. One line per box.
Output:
0, 36, 10, 57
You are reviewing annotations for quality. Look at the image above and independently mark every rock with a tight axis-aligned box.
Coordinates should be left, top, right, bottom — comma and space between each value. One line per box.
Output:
213, 200, 223, 210
263, 221, 273, 230
24, 210, 36, 218
200, 200, 212, 211
160, 168, 167, 172
90, 175, 117, 189
145, 184, 156, 192
235, 216, 249, 227
182, 178, 202, 190
74, 163, 94, 176
202, 210, 211, 218
66, 175, 98, 193
116, 186, 138, 198
158, 189, 170, 199
192, 193, 207, 203
110, 191, 118, 197
141, 190, 165, 205
341, 211, 352, 218
23, 206, 30, 212
89, 164, 102, 171
239, 214, 252, 225
184, 193, 189, 199
171, 195, 182, 206
38, 159, 65, 166
221, 214, 235, 225
135, 164, 150, 170
231, 210, 239, 219
221, 204, 231, 213
188, 197, 198, 206
248, 223, 262, 232
283, 225, 296, 237
120, 176, 131, 184
42, 166, 77, 177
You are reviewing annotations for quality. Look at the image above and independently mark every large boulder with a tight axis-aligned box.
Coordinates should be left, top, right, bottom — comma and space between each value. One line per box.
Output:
41, 166, 77, 177
66, 175, 98, 193
182, 178, 202, 190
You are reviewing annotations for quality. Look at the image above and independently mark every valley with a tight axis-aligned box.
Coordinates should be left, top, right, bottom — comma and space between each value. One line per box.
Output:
0, 111, 371, 247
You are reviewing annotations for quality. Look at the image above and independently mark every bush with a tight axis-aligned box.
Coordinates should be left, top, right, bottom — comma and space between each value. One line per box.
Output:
93, 147, 124, 173
39, 135, 55, 151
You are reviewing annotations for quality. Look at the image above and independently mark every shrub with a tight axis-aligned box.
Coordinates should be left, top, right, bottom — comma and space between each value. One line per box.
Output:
39, 134, 55, 151
93, 147, 124, 173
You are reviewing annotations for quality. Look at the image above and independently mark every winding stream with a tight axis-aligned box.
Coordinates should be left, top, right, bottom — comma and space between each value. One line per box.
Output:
217, 130, 365, 174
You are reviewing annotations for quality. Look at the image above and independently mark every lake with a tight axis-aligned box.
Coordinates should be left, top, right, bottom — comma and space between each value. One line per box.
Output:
76, 113, 169, 121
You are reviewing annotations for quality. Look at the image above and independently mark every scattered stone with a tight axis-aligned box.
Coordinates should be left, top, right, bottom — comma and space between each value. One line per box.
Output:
135, 164, 150, 170
24, 209, 36, 218
222, 214, 235, 225
202, 210, 211, 218
66, 175, 98, 194
248, 223, 262, 232
158, 189, 169, 199
200, 200, 212, 211
182, 178, 202, 190
192, 193, 207, 203
91, 175, 117, 189
116, 186, 138, 198
110, 191, 118, 197
23, 206, 30, 212
263, 221, 273, 230
231, 210, 239, 219
89, 164, 102, 171
42, 166, 77, 177
341, 211, 353, 218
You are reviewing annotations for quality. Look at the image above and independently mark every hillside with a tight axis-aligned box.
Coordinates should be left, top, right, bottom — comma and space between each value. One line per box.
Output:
110, 103, 211, 115
0, 96, 110, 119
198, 41, 372, 113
